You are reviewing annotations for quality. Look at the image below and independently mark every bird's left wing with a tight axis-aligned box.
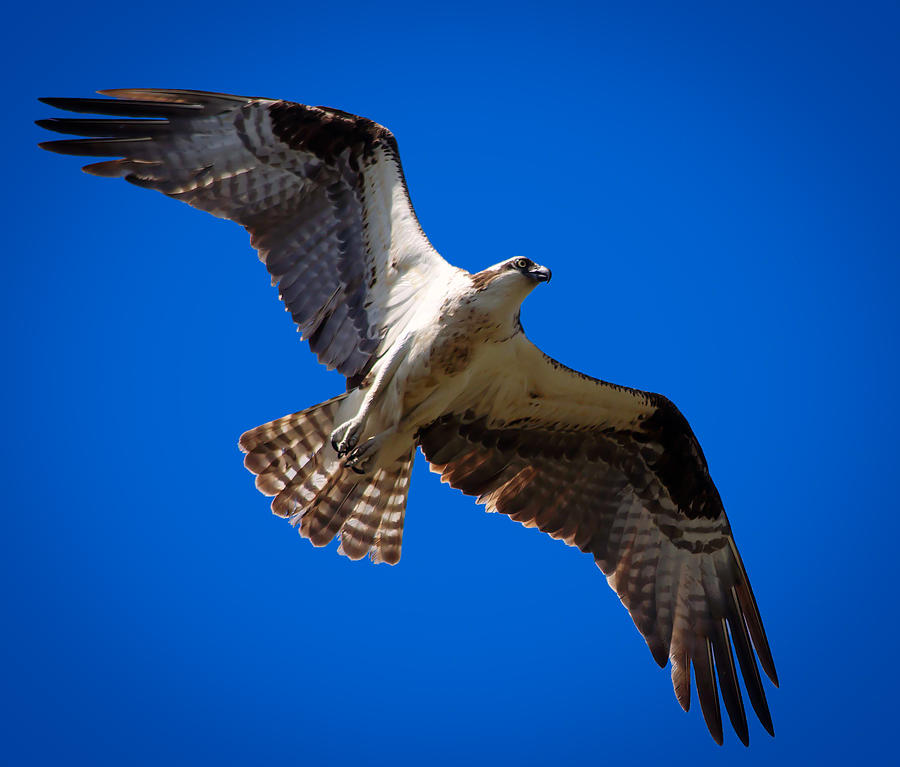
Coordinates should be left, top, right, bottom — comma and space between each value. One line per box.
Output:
416, 335, 777, 745
38, 89, 459, 385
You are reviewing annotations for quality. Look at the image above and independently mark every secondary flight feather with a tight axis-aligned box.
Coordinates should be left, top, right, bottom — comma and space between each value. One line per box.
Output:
38, 89, 777, 745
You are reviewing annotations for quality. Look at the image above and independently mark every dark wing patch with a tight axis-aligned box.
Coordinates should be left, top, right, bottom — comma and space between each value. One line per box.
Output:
37, 89, 436, 381
417, 407, 777, 746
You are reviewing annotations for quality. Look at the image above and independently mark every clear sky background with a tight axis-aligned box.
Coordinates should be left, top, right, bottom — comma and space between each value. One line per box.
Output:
4, 1, 899, 764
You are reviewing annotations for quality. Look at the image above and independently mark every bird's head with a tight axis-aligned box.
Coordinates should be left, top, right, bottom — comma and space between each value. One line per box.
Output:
508, 256, 552, 285
466, 257, 552, 334
470, 256, 552, 301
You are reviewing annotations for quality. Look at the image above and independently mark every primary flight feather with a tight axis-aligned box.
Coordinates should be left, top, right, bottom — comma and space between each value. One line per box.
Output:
38, 88, 777, 745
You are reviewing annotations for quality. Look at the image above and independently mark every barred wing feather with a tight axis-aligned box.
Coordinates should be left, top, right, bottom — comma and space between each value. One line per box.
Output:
416, 335, 778, 745
37, 88, 459, 384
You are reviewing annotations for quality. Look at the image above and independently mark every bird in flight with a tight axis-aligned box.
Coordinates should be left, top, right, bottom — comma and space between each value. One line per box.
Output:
38, 89, 777, 745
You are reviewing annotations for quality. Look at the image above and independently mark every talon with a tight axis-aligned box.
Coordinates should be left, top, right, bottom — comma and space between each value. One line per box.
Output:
344, 442, 375, 474
331, 420, 361, 458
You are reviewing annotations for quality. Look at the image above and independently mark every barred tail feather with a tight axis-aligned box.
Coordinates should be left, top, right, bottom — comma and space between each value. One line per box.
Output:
339, 449, 414, 565
239, 395, 347, 495
238, 396, 415, 564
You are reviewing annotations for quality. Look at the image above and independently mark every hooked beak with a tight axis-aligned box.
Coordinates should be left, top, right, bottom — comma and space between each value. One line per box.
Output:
529, 265, 552, 283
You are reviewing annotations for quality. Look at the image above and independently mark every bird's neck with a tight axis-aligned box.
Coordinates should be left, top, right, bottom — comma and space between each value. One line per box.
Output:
449, 283, 528, 342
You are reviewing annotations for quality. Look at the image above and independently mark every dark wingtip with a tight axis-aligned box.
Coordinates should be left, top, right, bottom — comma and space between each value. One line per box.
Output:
694, 641, 724, 746
38, 97, 90, 110
649, 641, 668, 668
37, 140, 67, 154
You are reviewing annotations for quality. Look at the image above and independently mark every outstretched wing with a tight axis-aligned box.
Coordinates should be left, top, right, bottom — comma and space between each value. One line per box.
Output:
416, 335, 777, 746
37, 89, 459, 385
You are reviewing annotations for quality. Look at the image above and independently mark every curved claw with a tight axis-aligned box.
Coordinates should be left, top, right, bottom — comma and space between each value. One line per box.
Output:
344, 439, 378, 474
331, 421, 360, 457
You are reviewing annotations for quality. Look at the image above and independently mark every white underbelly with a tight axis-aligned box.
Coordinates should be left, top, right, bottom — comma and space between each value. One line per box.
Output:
333, 317, 523, 469
401, 337, 516, 430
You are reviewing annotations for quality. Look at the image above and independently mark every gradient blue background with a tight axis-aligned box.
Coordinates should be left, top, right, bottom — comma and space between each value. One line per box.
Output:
5, 1, 899, 764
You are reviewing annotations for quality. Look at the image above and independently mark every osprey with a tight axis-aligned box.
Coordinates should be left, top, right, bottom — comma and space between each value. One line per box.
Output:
38, 89, 777, 745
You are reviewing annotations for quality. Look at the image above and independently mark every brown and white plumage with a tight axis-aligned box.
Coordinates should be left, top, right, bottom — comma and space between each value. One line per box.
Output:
38, 88, 458, 384
239, 395, 413, 565
38, 89, 777, 746
418, 337, 776, 744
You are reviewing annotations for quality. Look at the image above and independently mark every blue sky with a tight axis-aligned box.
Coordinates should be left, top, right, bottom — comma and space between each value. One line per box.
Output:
4, 1, 899, 764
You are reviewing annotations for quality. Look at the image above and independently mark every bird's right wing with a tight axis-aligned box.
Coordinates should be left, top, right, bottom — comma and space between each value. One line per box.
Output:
38, 89, 461, 385
417, 335, 777, 745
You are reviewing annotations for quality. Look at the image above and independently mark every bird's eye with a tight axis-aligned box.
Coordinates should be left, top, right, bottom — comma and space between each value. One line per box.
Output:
513, 258, 530, 269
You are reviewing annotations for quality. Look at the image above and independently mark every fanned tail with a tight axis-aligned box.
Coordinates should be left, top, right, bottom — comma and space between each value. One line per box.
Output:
239, 396, 414, 564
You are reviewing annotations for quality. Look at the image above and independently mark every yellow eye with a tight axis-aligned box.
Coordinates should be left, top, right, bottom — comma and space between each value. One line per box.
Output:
514, 258, 530, 269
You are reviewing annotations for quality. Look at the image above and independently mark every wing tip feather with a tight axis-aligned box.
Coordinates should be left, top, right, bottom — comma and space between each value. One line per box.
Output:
694, 640, 724, 745
671, 649, 691, 712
